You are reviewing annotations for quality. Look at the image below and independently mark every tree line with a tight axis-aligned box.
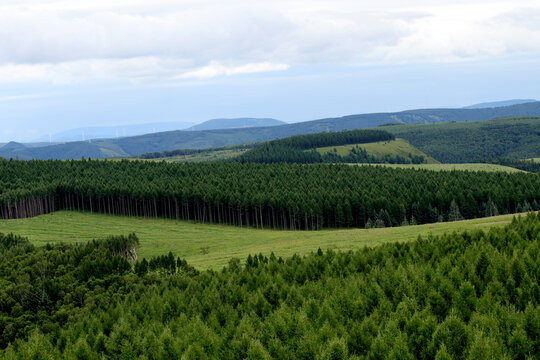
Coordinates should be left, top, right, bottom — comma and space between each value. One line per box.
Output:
0, 159, 539, 229
1, 213, 540, 358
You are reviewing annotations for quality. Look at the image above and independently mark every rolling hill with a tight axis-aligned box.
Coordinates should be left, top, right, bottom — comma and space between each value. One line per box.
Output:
2, 101, 540, 160
315, 138, 439, 164
385, 116, 540, 163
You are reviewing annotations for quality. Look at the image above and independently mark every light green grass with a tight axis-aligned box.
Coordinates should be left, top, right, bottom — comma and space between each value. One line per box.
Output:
315, 138, 439, 164
0, 211, 529, 270
356, 163, 525, 173
149, 149, 248, 163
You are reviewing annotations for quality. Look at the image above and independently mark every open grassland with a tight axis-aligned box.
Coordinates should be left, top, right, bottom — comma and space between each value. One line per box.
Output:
357, 163, 525, 173
315, 138, 439, 163
0, 210, 531, 270
154, 148, 248, 162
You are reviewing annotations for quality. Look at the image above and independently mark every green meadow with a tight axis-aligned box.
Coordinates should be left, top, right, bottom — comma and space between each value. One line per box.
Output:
316, 138, 439, 163
0, 210, 529, 269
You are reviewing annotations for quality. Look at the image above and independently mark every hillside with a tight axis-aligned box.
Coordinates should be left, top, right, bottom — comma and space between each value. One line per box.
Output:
315, 138, 439, 164
188, 117, 285, 131
0, 141, 27, 150
385, 116, 540, 163
0, 210, 528, 270
2, 101, 540, 160
234, 129, 415, 164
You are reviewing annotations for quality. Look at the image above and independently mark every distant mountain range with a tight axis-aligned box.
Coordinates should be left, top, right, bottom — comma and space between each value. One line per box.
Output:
2, 101, 540, 160
33, 121, 196, 142
32, 118, 285, 143
462, 99, 537, 109
187, 118, 285, 131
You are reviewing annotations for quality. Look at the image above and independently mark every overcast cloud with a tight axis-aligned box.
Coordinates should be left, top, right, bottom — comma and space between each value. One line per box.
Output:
1, 0, 540, 83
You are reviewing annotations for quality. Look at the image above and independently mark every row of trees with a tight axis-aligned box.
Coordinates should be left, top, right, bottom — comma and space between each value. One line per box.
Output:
1, 159, 539, 229
1, 213, 540, 358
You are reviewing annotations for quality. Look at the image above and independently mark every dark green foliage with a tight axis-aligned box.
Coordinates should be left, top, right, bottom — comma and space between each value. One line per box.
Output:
1, 213, 540, 358
0, 235, 137, 349
0, 233, 34, 255
234, 129, 425, 164
1, 159, 539, 230
387, 116, 540, 163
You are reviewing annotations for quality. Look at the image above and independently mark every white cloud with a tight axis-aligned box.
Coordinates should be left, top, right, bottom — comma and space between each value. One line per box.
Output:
0, 0, 539, 83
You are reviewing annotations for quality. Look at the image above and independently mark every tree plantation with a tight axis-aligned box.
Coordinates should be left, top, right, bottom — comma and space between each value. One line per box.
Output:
0, 213, 539, 358
0, 159, 539, 230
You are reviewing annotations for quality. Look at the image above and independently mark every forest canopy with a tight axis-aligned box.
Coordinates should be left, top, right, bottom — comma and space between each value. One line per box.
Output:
1, 213, 539, 358
0, 159, 539, 230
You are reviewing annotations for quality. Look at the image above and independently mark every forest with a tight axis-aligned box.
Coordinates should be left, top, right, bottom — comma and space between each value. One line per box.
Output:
0, 159, 539, 230
0, 213, 539, 358
387, 116, 540, 163
234, 129, 426, 164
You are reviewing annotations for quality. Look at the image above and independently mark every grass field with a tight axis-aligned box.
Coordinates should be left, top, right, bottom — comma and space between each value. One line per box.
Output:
154, 148, 248, 162
0, 210, 530, 270
315, 138, 439, 164
357, 163, 525, 173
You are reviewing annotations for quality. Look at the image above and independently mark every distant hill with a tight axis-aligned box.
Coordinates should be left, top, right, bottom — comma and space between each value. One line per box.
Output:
34, 121, 196, 142
2, 101, 540, 160
462, 99, 537, 109
385, 116, 540, 163
188, 118, 285, 131
1, 141, 27, 150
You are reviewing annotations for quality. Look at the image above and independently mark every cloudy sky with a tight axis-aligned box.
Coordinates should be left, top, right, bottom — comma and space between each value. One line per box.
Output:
1, 0, 540, 141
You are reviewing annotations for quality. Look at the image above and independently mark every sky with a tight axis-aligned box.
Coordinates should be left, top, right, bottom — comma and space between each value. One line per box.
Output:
1, 0, 540, 142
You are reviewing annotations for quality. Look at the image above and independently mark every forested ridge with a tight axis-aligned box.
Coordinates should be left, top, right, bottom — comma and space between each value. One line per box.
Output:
1, 213, 540, 358
0, 159, 539, 229
235, 129, 425, 164
386, 116, 540, 163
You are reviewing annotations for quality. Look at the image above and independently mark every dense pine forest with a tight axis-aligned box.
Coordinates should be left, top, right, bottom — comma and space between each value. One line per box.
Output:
0, 159, 539, 229
0, 213, 539, 358
234, 129, 427, 164
386, 116, 540, 163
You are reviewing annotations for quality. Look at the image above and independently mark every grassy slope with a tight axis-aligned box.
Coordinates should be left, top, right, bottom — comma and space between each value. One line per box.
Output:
315, 138, 439, 164
357, 163, 525, 173
155, 148, 249, 162
0, 210, 530, 270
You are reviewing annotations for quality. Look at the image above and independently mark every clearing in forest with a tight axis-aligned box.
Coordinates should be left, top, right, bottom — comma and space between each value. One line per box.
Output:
0, 210, 531, 269
315, 138, 439, 164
